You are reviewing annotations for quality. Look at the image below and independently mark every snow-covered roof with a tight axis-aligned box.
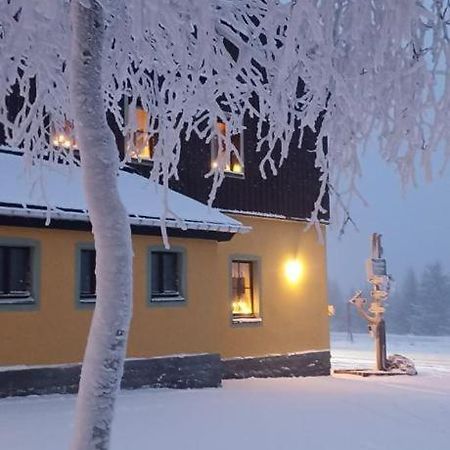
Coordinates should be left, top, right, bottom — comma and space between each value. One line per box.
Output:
0, 149, 249, 235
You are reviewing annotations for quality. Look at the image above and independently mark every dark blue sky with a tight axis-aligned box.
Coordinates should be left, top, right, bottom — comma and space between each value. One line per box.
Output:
327, 148, 450, 295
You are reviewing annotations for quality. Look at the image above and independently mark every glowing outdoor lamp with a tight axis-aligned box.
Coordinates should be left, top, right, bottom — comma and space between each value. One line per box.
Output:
284, 259, 303, 284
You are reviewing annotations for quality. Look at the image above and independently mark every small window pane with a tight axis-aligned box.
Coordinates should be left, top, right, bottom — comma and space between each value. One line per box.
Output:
211, 120, 244, 175
151, 251, 182, 300
230, 134, 243, 174
151, 252, 160, 294
9, 247, 30, 295
51, 120, 77, 150
0, 246, 32, 299
0, 247, 5, 295
162, 253, 178, 294
231, 133, 241, 153
80, 249, 96, 298
231, 261, 254, 317
129, 107, 158, 161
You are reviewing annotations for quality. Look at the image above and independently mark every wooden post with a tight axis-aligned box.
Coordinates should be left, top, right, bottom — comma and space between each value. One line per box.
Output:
350, 233, 390, 371
346, 301, 354, 343
375, 318, 387, 371
371, 234, 387, 371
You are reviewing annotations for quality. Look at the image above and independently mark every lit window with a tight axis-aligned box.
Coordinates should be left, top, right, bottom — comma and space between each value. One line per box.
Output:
231, 260, 257, 318
150, 250, 185, 303
79, 249, 96, 303
211, 120, 244, 176
0, 245, 34, 304
51, 120, 77, 150
128, 107, 158, 163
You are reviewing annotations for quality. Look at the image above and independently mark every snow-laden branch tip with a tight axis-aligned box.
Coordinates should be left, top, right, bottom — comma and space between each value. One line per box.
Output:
2, 0, 450, 224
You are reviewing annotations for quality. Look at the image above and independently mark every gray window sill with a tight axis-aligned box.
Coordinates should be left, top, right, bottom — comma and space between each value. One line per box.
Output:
79, 297, 96, 304
130, 158, 153, 165
232, 317, 262, 324
0, 296, 35, 305
151, 296, 185, 303
224, 171, 245, 179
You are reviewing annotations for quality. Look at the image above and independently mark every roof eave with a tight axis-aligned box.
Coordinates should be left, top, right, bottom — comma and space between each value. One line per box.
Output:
0, 205, 251, 235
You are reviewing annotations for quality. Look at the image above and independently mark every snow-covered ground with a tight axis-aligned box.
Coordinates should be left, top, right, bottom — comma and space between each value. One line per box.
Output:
1, 333, 450, 450
332, 331, 450, 374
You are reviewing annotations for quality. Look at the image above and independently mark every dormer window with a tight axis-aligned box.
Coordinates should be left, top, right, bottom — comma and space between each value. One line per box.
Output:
211, 120, 244, 177
127, 106, 158, 164
51, 120, 77, 150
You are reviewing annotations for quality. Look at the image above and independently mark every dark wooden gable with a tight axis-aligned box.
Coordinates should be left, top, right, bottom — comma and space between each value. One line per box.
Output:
171, 114, 328, 221
1, 90, 329, 222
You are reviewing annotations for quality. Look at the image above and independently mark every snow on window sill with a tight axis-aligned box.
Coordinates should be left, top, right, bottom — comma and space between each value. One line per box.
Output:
151, 296, 185, 303
0, 296, 35, 306
232, 317, 262, 324
224, 170, 245, 179
79, 297, 96, 304
130, 157, 153, 166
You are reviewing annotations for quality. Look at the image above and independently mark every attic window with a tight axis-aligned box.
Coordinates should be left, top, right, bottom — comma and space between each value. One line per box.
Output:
51, 120, 77, 150
211, 120, 244, 177
127, 106, 158, 163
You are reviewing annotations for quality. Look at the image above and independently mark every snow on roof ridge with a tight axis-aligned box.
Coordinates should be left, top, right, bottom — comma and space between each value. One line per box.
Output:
0, 149, 250, 235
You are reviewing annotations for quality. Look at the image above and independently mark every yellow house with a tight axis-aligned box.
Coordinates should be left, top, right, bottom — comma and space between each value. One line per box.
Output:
0, 144, 330, 396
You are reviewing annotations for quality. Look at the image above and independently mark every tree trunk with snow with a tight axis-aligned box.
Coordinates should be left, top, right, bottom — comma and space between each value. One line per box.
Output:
69, 1, 133, 449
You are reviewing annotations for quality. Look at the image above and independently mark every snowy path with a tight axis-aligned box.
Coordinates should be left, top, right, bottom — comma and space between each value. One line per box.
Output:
1, 334, 450, 450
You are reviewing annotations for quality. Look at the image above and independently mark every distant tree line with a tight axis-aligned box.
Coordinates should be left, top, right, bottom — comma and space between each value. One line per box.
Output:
329, 262, 450, 336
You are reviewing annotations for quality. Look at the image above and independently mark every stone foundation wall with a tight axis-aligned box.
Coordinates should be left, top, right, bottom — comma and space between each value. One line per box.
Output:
0, 350, 330, 398
0, 353, 222, 398
222, 351, 331, 379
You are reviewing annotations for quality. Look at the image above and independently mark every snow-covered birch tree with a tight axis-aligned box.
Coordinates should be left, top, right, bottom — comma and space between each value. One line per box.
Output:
2, 0, 450, 449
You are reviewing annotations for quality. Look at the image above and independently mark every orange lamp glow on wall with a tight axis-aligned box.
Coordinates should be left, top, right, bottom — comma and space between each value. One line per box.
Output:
284, 259, 303, 284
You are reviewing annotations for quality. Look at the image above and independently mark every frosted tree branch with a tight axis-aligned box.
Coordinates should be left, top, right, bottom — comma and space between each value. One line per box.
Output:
2, 1, 450, 223
3, 2, 450, 449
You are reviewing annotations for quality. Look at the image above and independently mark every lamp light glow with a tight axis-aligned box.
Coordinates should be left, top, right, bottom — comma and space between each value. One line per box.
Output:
284, 259, 303, 284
